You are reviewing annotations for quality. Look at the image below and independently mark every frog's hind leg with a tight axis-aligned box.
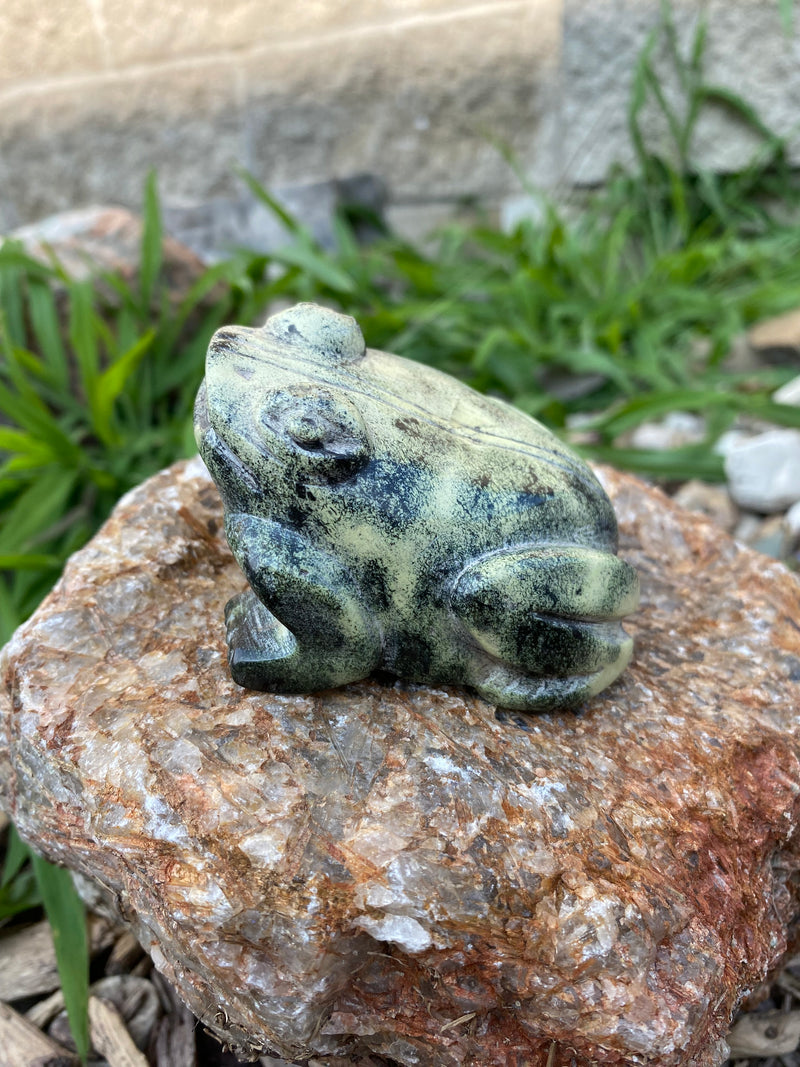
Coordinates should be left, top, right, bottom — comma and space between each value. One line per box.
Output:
451, 545, 637, 698
451, 545, 638, 711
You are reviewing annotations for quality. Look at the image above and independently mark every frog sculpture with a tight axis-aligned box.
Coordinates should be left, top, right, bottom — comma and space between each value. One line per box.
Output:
194, 303, 639, 710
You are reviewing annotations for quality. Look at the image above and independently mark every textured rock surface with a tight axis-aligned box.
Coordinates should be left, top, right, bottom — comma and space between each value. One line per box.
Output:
13, 206, 208, 298
1, 458, 800, 1066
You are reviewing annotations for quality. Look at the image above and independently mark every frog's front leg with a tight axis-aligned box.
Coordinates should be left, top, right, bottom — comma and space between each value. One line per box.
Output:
451, 545, 639, 710
223, 514, 382, 692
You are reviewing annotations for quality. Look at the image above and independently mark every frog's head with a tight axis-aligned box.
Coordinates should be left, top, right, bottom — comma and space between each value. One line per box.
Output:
195, 305, 371, 513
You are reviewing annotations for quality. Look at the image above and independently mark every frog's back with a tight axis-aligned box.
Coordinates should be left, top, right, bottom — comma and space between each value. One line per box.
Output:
359, 346, 606, 508
360, 348, 547, 443
336, 345, 617, 575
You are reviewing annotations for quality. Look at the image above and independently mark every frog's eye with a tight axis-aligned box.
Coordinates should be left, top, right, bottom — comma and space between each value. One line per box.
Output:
261, 386, 370, 482
284, 413, 327, 451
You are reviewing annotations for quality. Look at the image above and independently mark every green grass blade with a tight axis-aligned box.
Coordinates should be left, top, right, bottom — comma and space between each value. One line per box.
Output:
0, 579, 20, 645
272, 242, 357, 294
627, 26, 660, 171
0, 827, 41, 922
586, 444, 725, 481
737, 398, 800, 428
0, 468, 78, 554
0, 868, 41, 921
27, 279, 69, 389
558, 345, 636, 394
0, 553, 61, 569
68, 280, 100, 407
140, 171, 163, 309
590, 389, 736, 437
779, 0, 794, 34
152, 327, 212, 402
642, 62, 686, 163
238, 169, 306, 236
0, 265, 27, 345
697, 83, 781, 145
92, 330, 155, 444
0, 427, 56, 461
30, 853, 89, 1064
1, 824, 31, 887
0, 376, 86, 455
0, 240, 58, 279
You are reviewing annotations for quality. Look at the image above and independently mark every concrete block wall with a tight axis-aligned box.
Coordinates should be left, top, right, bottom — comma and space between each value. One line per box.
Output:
0, 0, 562, 240
2, 1, 799, 246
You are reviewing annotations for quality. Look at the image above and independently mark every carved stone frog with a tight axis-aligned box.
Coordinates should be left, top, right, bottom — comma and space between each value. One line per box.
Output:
194, 303, 639, 710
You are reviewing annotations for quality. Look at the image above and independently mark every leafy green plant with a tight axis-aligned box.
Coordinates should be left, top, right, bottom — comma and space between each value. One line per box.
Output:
0, 175, 291, 644
0, 826, 41, 921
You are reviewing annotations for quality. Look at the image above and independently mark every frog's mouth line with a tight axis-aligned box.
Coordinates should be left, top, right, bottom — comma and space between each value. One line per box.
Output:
208, 431, 262, 496
195, 386, 264, 497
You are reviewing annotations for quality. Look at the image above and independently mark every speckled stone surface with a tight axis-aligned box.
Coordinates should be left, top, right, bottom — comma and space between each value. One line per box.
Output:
1, 457, 799, 1066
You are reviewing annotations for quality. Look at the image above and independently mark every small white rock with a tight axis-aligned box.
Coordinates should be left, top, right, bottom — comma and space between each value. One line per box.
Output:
732, 513, 792, 560
773, 375, 800, 407
751, 515, 791, 560
630, 412, 705, 451
786, 499, 800, 540
713, 429, 752, 458
733, 514, 764, 545
724, 429, 800, 513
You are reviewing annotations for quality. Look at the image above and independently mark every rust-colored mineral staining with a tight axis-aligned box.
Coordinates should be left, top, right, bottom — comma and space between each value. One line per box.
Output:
1, 458, 799, 1066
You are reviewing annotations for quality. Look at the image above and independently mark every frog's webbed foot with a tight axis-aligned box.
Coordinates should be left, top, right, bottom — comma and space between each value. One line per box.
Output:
224, 591, 299, 689
223, 514, 382, 693
224, 585, 381, 693
466, 652, 633, 711
452, 545, 639, 711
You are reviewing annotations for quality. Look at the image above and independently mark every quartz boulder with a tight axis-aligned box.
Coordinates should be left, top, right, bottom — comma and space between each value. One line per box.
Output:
1, 458, 799, 1066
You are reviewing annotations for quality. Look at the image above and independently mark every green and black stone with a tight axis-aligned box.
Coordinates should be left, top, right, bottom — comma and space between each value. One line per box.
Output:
194, 303, 639, 710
